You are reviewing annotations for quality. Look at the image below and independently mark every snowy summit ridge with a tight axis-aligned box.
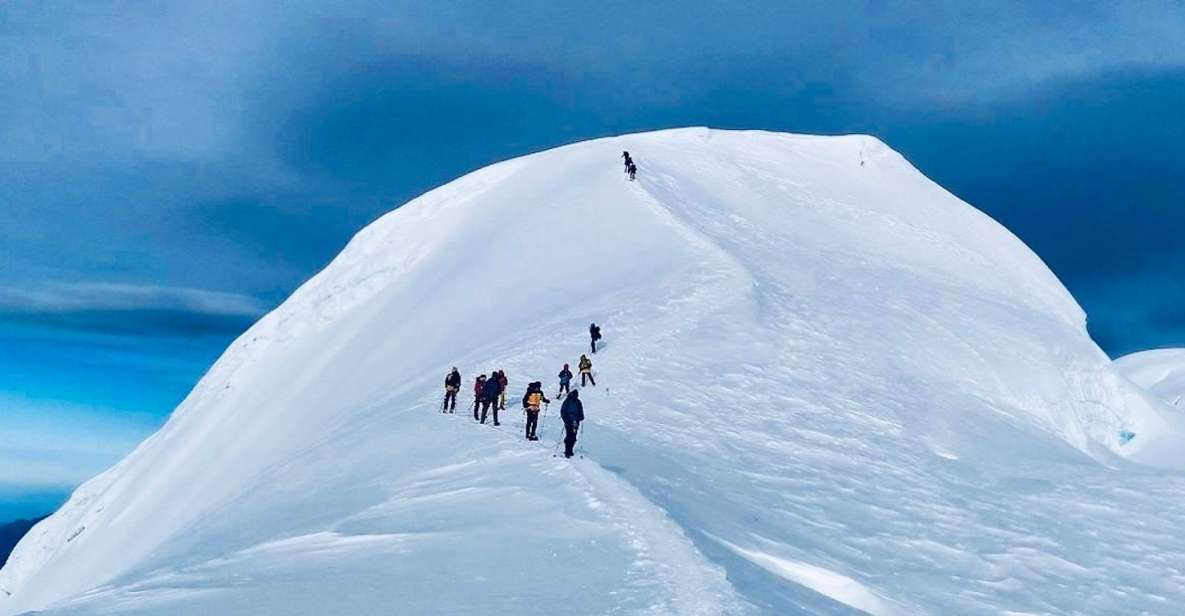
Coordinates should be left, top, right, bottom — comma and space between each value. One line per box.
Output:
3, 128, 1185, 615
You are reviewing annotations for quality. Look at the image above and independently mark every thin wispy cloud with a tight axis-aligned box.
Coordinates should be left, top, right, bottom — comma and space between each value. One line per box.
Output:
0, 283, 268, 337
0, 282, 267, 316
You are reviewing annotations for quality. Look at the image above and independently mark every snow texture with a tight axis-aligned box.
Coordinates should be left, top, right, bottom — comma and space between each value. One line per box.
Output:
1116, 348, 1185, 409
3, 128, 1185, 615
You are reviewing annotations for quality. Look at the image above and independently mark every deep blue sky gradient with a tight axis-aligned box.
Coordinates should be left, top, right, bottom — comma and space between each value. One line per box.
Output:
3, 1, 1185, 517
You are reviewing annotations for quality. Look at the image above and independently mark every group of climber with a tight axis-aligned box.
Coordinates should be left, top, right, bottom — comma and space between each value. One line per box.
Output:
465, 369, 510, 425
441, 323, 601, 458
622, 151, 637, 181
520, 380, 583, 456
435, 152, 636, 456
556, 353, 595, 394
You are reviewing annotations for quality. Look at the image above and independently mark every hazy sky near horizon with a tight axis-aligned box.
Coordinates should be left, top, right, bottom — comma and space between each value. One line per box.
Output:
3, 1, 1185, 515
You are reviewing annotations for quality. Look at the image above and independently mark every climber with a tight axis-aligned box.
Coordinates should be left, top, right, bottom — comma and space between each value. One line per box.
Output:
443, 367, 461, 413
579, 354, 595, 387
480, 372, 503, 425
472, 374, 487, 421
627, 160, 637, 181
560, 389, 584, 458
496, 370, 509, 411
621, 150, 633, 174
557, 363, 573, 398
589, 322, 602, 354
522, 381, 550, 441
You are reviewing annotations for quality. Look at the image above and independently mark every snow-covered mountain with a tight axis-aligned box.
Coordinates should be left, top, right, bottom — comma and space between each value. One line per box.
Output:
4, 128, 1185, 615
1116, 348, 1185, 409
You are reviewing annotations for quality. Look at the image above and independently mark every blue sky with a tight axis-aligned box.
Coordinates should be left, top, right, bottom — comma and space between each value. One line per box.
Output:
3, 1, 1184, 518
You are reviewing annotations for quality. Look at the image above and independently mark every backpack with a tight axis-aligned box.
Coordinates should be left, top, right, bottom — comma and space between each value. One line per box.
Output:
527, 392, 543, 409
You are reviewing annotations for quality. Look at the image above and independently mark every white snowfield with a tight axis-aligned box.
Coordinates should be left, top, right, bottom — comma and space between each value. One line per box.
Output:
1116, 348, 1185, 409
4, 128, 1185, 615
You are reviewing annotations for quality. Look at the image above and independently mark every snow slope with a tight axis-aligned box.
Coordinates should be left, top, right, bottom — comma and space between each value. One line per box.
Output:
1116, 348, 1185, 409
4, 128, 1185, 615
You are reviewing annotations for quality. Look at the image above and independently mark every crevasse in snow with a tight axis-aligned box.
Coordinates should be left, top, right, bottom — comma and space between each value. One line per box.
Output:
3, 128, 1185, 615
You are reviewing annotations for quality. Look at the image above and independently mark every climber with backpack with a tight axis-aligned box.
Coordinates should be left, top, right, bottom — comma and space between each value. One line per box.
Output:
579, 354, 595, 387
480, 373, 503, 425
627, 160, 637, 181
557, 363, 573, 398
560, 389, 584, 458
522, 381, 550, 441
589, 323, 602, 354
622, 151, 633, 174
443, 367, 461, 413
496, 370, 509, 411
472, 374, 487, 421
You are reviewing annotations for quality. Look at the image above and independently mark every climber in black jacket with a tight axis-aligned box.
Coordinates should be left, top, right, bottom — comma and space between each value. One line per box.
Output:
443, 367, 461, 413
560, 390, 584, 458
480, 375, 503, 425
